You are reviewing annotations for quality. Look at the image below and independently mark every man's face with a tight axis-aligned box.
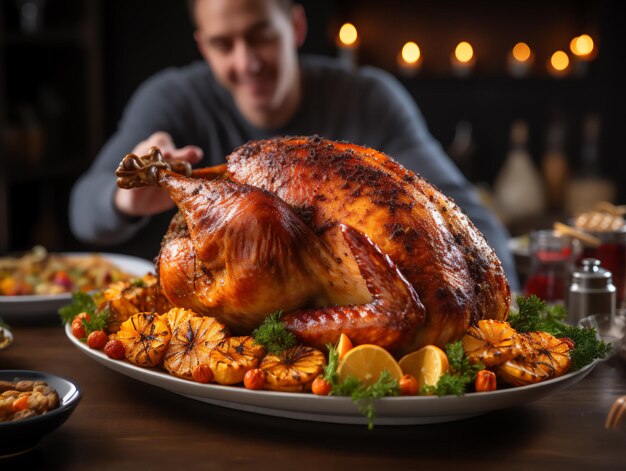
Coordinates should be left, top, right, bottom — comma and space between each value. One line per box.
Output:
194, 0, 302, 128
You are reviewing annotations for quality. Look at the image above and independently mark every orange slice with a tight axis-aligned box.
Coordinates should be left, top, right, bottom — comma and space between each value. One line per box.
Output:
337, 344, 402, 386
398, 345, 449, 388
336, 333, 353, 361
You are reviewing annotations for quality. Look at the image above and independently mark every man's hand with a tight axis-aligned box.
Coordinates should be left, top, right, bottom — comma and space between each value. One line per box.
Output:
114, 132, 203, 217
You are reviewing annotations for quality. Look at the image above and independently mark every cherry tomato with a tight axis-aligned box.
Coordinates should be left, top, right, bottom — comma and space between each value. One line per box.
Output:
399, 374, 419, 396
474, 369, 497, 392
311, 376, 332, 395
87, 330, 108, 349
71, 319, 86, 339
243, 368, 265, 390
103, 339, 126, 360
191, 364, 213, 383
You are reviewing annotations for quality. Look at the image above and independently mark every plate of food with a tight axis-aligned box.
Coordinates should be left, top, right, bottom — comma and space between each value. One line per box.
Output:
0, 246, 154, 320
65, 321, 598, 425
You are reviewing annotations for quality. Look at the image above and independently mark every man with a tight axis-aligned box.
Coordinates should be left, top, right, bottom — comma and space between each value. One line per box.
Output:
69, 0, 520, 290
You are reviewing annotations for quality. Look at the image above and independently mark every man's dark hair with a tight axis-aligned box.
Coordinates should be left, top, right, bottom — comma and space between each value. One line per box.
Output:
186, 0, 293, 27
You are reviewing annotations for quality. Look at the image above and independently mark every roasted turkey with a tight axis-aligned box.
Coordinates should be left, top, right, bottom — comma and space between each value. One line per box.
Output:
116, 135, 510, 356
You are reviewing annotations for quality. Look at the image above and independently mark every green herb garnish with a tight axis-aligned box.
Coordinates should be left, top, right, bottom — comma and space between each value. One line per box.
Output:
323, 342, 339, 384
251, 310, 296, 355
83, 308, 110, 337
321, 342, 400, 429
508, 294, 566, 333
508, 295, 611, 369
332, 370, 400, 430
58, 291, 96, 324
420, 340, 484, 396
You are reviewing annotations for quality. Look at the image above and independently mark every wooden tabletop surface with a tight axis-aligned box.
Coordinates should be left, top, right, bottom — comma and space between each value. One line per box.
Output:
2, 318, 626, 470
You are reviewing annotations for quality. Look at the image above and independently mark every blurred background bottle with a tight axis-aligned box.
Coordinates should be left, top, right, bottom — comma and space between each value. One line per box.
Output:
493, 119, 546, 224
565, 113, 616, 215
541, 112, 570, 212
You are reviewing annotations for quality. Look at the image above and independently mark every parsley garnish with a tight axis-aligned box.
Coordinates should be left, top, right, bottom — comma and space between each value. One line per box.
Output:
251, 310, 296, 355
508, 295, 611, 369
508, 294, 566, 333
420, 341, 484, 396
323, 342, 339, 384
331, 370, 400, 430
83, 308, 110, 337
322, 343, 400, 429
58, 291, 96, 324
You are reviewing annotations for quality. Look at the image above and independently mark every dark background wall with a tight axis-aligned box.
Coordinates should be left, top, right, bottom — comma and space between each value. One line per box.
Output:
100, 0, 625, 195
1, 0, 624, 253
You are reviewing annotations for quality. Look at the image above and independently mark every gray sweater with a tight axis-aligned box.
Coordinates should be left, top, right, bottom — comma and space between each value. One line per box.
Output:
69, 54, 519, 290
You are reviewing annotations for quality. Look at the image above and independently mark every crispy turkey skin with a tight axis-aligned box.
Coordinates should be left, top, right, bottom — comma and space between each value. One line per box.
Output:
115, 136, 510, 356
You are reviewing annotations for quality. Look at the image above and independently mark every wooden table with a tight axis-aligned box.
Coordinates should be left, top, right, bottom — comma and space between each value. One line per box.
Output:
2, 318, 626, 470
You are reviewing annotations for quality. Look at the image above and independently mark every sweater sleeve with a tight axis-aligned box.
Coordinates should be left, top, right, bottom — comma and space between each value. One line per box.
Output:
69, 69, 191, 246
357, 68, 520, 291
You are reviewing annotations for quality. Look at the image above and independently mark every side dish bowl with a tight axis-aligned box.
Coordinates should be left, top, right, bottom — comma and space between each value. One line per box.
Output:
0, 370, 82, 457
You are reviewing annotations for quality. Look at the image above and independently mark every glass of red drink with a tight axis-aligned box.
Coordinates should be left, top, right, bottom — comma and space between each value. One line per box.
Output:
577, 228, 626, 309
524, 230, 578, 304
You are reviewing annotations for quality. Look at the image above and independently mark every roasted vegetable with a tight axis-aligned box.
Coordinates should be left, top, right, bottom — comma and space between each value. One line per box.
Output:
497, 331, 572, 386
461, 319, 521, 367
209, 336, 265, 385
116, 313, 172, 367
164, 315, 229, 379
260, 345, 326, 392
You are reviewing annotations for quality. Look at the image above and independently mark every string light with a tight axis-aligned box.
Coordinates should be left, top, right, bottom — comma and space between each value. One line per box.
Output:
508, 42, 534, 77
548, 50, 570, 77
451, 41, 475, 77
336, 23, 359, 69
398, 41, 422, 77
338, 23, 358, 47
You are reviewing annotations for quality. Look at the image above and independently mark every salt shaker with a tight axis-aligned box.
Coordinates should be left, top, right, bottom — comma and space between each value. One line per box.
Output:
566, 258, 616, 324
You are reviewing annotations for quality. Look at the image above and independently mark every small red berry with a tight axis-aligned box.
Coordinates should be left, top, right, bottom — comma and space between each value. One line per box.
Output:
103, 339, 125, 360
71, 319, 86, 339
399, 374, 419, 396
87, 330, 108, 349
71, 312, 91, 339
243, 368, 265, 390
191, 364, 213, 383
311, 376, 332, 395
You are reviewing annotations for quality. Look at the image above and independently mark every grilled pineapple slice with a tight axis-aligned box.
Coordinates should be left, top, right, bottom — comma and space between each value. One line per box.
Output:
117, 313, 172, 367
164, 316, 229, 379
462, 319, 522, 367
96, 273, 171, 333
209, 336, 266, 385
161, 307, 198, 333
260, 345, 326, 392
497, 331, 572, 386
